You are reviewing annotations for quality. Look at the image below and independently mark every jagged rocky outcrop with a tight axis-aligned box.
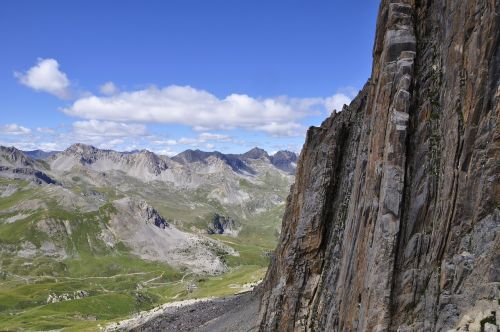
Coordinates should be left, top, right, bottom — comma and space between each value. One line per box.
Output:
135, 199, 170, 229
172, 148, 298, 175
49, 143, 170, 176
46, 290, 89, 304
270, 150, 298, 174
108, 197, 237, 274
258, 1, 499, 331
0, 146, 56, 184
242, 147, 270, 160
207, 213, 241, 236
173, 149, 256, 174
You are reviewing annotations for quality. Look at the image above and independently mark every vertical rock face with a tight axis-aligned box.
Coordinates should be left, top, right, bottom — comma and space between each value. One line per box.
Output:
258, 0, 499, 331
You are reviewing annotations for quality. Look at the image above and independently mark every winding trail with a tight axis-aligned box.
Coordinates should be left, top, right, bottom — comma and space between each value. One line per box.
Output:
5, 271, 154, 284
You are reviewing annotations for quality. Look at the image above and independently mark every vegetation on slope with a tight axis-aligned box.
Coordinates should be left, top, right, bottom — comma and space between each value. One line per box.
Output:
0, 171, 287, 330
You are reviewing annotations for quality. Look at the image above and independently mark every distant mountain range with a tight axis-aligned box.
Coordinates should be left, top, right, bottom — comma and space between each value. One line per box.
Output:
22, 149, 60, 160
0, 143, 296, 273
16, 144, 298, 175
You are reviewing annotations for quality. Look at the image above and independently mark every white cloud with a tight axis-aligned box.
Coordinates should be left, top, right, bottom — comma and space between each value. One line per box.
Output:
99, 81, 119, 95
0, 124, 31, 135
337, 86, 358, 98
152, 139, 178, 146
177, 137, 200, 145
63, 120, 148, 150
62, 85, 352, 137
36, 127, 55, 134
153, 132, 232, 148
324, 93, 352, 114
72, 120, 147, 137
1, 121, 147, 152
15, 58, 71, 99
37, 142, 61, 151
197, 132, 232, 142
0, 140, 64, 151
98, 138, 125, 149
255, 122, 305, 137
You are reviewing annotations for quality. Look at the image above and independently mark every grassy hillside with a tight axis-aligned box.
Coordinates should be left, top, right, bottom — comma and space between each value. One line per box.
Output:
0, 175, 287, 330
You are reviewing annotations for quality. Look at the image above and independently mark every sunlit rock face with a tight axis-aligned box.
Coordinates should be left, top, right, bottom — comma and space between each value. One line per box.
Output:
258, 0, 499, 331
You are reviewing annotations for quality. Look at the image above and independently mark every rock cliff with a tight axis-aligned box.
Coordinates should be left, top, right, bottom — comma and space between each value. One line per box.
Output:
258, 1, 499, 331
207, 213, 241, 236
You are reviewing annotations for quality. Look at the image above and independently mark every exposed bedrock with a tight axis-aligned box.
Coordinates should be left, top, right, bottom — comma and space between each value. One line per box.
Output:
258, 0, 499, 331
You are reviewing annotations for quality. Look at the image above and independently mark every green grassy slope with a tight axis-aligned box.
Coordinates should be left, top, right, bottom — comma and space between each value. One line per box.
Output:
0, 167, 289, 330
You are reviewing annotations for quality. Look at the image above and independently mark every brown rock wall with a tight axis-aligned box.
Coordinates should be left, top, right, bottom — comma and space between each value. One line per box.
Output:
258, 1, 499, 331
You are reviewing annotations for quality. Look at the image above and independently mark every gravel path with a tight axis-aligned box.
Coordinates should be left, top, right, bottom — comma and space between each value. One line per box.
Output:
129, 292, 259, 332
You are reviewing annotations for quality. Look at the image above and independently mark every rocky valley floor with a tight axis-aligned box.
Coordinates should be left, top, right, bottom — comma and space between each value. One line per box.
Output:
105, 291, 259, 332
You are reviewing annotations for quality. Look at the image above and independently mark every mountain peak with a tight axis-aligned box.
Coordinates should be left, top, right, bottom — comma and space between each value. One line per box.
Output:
272, 150, 297, 159
66, 143, 99, 154
172, 149, 212, 164
0, 145, 33, 167
269, 150, 298, 174
242, 147, 269, 159
0, 145, 56, 184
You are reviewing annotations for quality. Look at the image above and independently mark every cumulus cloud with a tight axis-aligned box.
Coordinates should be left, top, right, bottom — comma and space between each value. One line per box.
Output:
98, 138, 125, 149
153, 132, 232, 149
337, 86, 359, 98
0, 140, 63, 151
36, 127, 55, 134
13, 57, 355, 138
99, 81, 119, 95
62, 85, 352, 137
0, 124, 31, 135
255, 122, 304, 137
197, 132, 232, 142
152, 139, 178, 146
1, 121, 148, 152
324, 93, 352, 114
72, 120, 147, 137
36, 142, 61, 151
64, 120, 148, 150
15, 58, 71, 99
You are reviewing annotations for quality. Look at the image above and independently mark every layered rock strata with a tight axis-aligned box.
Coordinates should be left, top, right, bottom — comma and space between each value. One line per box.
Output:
258, 0, 499, 331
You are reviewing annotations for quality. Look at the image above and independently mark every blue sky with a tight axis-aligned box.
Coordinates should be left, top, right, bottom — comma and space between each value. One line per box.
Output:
0, 0, 378, 155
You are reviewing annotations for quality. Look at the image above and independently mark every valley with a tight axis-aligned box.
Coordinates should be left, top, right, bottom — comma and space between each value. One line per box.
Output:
1, 0, 498, 330
0, 144, 296, 331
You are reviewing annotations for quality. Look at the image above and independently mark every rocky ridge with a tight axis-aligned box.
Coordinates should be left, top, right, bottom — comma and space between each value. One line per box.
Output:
0, 146, 56, 184
108, 197, 236, 274
1, 144, 296, 210
269, 150, 298, 174
258, 1, 499, 331
48, 143, 171, 179
0, 144, 289, 275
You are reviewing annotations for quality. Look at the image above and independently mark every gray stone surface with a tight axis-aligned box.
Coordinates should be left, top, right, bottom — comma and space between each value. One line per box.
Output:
258, 0, 500, 331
